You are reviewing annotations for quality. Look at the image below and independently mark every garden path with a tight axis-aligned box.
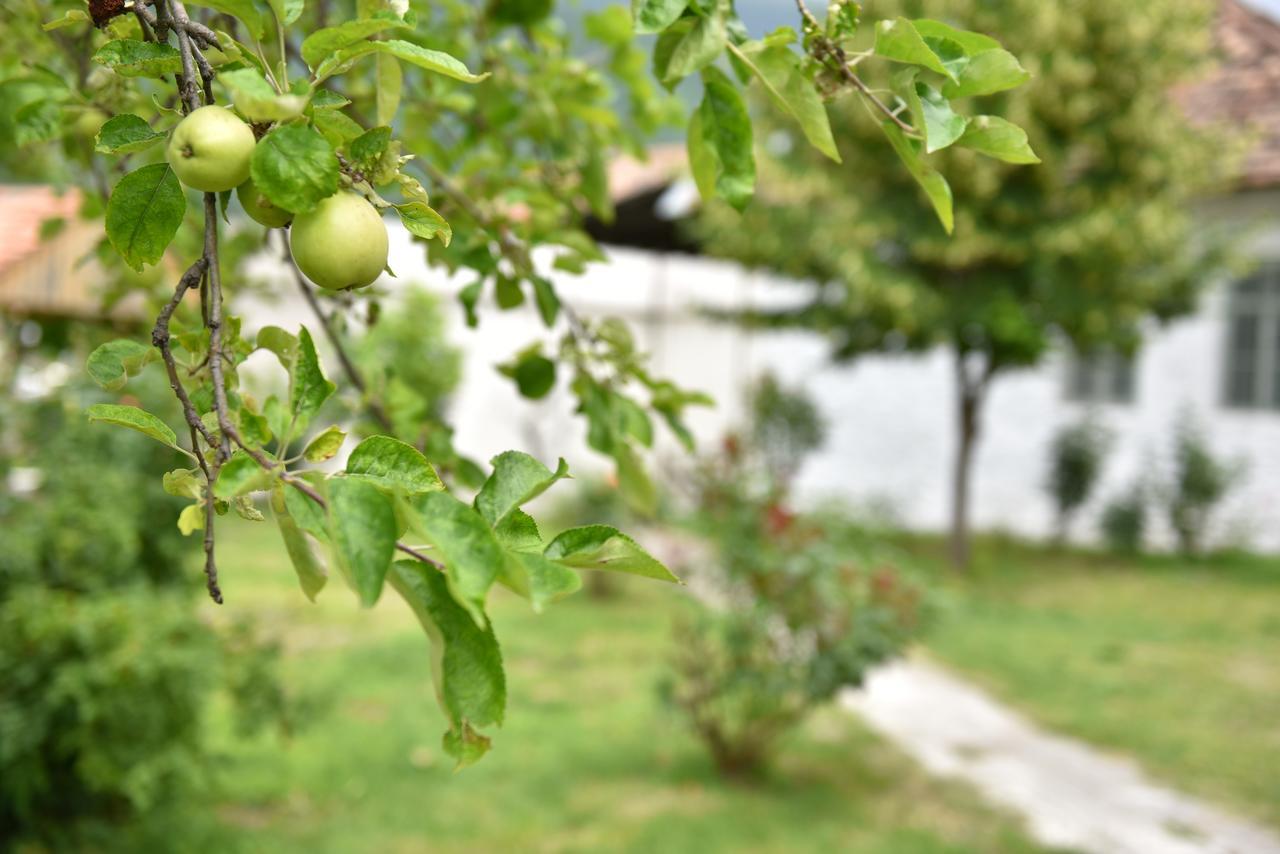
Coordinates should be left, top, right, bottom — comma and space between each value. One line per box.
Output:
843, 659, 1280, 854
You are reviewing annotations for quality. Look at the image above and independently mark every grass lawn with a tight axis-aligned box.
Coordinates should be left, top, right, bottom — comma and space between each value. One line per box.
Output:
908, 537, 1280, 828
158, 520, 1056, 854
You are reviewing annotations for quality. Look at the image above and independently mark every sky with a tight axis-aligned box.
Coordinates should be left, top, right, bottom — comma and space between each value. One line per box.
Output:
1241, 0, 1280, 17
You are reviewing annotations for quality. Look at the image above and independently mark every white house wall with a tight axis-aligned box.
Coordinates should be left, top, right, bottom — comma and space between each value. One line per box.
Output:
237, 207, 1280, 552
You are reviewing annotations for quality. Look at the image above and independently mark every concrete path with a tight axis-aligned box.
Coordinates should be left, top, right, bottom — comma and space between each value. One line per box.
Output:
843, 660, 1280, 854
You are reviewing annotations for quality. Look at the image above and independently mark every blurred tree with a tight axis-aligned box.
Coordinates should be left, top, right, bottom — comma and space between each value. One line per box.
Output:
697, 0, 1233, 568
1045, 420, 1109, 542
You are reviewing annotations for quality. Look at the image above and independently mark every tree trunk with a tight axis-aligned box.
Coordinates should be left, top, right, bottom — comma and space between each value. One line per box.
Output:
948, 350, 992, 572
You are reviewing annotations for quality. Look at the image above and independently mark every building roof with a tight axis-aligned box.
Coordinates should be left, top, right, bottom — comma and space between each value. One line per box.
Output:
0, 185, 81, 278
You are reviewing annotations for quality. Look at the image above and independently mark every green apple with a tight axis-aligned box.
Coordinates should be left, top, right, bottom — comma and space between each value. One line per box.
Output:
72, 107, 109, 141
290, 192, 389, 291
166, 105, 255, 193
236, 176, 292, 228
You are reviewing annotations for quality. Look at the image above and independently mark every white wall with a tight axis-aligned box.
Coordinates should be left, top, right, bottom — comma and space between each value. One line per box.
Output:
236, 194, 1280, 552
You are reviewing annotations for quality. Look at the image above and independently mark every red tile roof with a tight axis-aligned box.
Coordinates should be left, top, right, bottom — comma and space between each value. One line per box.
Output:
1176, 0, 1280, 188
0, 185, 81, 279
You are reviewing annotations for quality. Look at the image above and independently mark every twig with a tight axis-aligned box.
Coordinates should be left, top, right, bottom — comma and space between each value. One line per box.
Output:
793, 0, 917, 135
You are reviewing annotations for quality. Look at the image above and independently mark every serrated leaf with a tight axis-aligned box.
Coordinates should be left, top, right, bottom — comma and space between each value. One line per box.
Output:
214, 449, 276, 499
349, 126, 391, 162
92, 40, 183, 78
87, 403, 179, 450
301, 14, 411, 68
544, 525, 678, 582
318, 40, 487, 84
736, 42, 839, 163
106, 164, 185, 272
911, 19, 1000, 55
389, 559, 505, 768
285, 479, 329, 542
499, 550, 581, 611
163, 468, 203, 500
915, 83, 968, 153
880, 121, 953, 234
662, 9, 725, 84
94, 114, 164, 155
291, 326, 336, 429
328, 476, 397, 607
249, 124, 339, 214
86, 339, 154, 391
475, 452, 569, 528
303, 425, 346, 462
346, 435, 444, 494
689, 67, 755, 211
957, 115, 1040, 164
493, 509, 542, 552
272, 485, 327, 600
632, 0, 688, 34
874, 18, 956, 81
311, 108, 365, 147
404, 491, 506, 625
941, 49, 1030, 99
395, 202, 452, 246
220, 67, 307, 121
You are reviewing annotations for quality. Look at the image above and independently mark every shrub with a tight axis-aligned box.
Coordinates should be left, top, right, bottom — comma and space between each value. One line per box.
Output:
663, 377, 927, 778
1100, 485, 1146, 553
1167, 422, 1239, 555
0, 358, 284, 845
1045, 421, 1109, 541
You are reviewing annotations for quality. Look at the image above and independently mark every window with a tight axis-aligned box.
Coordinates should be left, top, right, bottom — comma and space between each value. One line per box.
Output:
1065, 349, 1136, 404
1224, 268, 1280, 409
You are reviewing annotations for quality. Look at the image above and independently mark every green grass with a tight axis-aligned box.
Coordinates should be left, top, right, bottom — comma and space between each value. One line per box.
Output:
908, 536, 1280, 828
153, 520, 1056, 854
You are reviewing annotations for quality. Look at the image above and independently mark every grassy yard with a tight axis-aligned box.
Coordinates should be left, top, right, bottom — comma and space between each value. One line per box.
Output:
908, 537, 1280, 828
152, 520, 1056, 854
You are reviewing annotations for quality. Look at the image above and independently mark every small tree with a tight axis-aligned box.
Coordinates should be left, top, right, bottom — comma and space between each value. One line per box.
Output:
1045, 420, 1109, 542
1100, 484, 1146, 554
1167, 422, 1239, 555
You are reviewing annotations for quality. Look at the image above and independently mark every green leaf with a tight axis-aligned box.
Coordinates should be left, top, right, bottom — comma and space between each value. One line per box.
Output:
220, 67, 307, 121
267, 0, 305, 25
376, 53, 402, 126
493, 509, 542, 552
256, 325, 298, 368
915, 83, 968, 153
502, 550, 581, 611
349, 126, 391, 162
873, 18, 956, 81
531, 276, 560, 327
957, 115, 1040, 164
285, 479, 329, 542
632, 0, 688, 34
910, 19, 1000, 55
43, 9, 90, 30
735, 42, 839, 163
544, 526, 678, 582
178, 502, 205, 536
214, 449, 276, 499
376, 40, 488, 83
94, 114, 164, 155
233, 494, 265, 521
290, 326, 336, 429
404, 492, 507, 625
689, 67, 755, 211
301, 15, 411, 68
388, 559, 505, 766
86, 339, 154, 391
396, 202, 451, 246
614, 442, 657, 516
272, 485, 327, 601
303, 425, 347, 461
941, 49, 1030, 99
105, 163, 186, 272
86, 403, 179, 450
188, 0, 267, 38
442, 724, 491, 769
475, 452, 569, 528
880, 121, 953, 234
311, 108, 366, 147
92, 40, 183, 78
346, 435, 445, 495
662, 9, 726, 84
249, 124, 339, 214
163, 468, 203, 500
328, 476, 398, 607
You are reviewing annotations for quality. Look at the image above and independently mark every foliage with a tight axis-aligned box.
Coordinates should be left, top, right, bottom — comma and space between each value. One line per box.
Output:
1045, 420, 1109, 540
5, 0, 1030, 762
1166, 421, 1239, 555
0, 360, 285, 844
696, 0, 1231, 568
664, 377, 927, 776
1100, 484, 1146, 554
747, 371, 826, 490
